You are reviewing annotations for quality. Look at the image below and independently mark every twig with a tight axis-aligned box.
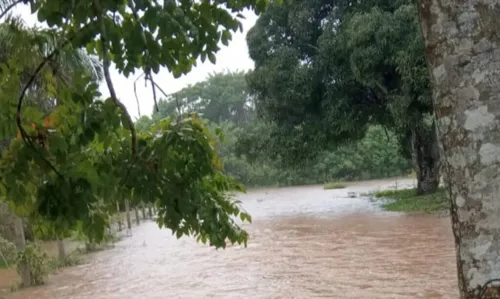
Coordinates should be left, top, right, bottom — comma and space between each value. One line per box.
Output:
147, 78, 182, 115
133, 72, 145, 117
150, 80, 168, 99
145, 73, 159, 112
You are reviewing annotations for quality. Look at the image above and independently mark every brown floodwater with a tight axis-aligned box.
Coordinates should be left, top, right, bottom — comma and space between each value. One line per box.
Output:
7, 178, 459, 298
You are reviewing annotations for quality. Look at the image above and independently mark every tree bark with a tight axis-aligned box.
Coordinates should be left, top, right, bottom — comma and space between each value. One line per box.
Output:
141, 203, 146, 220
13, 217, 31, 287
57, 237, 66, 264
411, 124, 440, 195
116, 201, 122, 231
125, 199, 132, 231
417, 1, 500, 297
148, 204, 153, 219
134, 207, 140, 225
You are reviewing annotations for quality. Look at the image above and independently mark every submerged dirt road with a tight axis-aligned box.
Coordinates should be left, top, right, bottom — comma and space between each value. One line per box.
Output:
10, 179, 458, 298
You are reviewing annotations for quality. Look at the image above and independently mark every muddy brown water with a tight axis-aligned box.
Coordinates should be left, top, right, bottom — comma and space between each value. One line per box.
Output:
7, 179, 458, 298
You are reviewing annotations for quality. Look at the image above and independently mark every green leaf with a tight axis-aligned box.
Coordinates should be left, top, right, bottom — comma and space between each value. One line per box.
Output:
208, 52, 216, 64
221, 30, 232, 46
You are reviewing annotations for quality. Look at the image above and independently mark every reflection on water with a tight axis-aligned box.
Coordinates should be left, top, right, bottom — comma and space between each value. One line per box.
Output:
9, 179, 458, 299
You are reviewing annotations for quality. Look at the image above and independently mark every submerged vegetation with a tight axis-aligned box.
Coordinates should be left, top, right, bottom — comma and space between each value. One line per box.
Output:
373, 188, 448, 213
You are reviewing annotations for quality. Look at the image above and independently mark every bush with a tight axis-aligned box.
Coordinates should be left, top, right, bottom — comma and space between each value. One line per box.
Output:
16, 243, 49, 286
0, 237, 17, 268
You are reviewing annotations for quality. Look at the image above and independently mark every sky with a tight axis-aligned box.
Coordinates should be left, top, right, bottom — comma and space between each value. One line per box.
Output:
12, 5, 258, 119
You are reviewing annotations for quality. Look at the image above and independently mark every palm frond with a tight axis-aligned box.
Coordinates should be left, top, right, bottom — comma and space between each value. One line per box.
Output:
0, 13, 103, 115
0, 0, 25, 20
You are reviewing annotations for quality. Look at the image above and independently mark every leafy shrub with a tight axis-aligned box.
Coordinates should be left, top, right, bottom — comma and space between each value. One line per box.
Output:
16, 243, 49, 286
0, 237, 17, 268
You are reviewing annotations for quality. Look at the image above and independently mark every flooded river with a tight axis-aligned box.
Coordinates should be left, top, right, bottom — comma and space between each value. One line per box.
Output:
9, 179, 458, 298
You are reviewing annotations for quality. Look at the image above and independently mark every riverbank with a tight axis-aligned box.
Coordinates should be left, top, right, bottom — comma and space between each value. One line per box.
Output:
372, 188, 449, 215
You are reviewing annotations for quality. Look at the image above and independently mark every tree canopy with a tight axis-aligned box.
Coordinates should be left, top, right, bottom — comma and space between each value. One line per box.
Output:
152, 70, 254, 124
244, 0, 440, 193
0, 0, 267, 248
138, 70, 412, 188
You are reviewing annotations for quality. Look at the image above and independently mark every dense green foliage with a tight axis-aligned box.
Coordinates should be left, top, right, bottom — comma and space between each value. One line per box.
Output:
137, 71, 412, 188
245, 0, 440, 194
0, 0, 268, 249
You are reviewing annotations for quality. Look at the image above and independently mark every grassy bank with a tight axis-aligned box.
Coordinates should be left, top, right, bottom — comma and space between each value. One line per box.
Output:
373, 188, 448, 213
324, 182, 347, 190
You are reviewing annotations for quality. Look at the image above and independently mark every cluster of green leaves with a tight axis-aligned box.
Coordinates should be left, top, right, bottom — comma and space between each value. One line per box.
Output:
29, 0, 267, 77
1, 75, 251, 246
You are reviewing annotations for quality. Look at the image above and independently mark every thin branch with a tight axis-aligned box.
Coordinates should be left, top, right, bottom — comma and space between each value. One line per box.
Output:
100, 41, 137, 156
145, 72, 159, 112
133, 72, 145, 117
148, 79, 182, 116
0, 0, 24, 21
150, 74, 158, 112
94, 2, 137, 156
150, 80, 168, 99
127, 0, 158, 114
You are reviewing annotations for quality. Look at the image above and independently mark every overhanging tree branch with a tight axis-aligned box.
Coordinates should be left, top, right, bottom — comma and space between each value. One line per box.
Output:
94, 1, 137, 157
15, 28, 90, 179
127, 0, 159, 114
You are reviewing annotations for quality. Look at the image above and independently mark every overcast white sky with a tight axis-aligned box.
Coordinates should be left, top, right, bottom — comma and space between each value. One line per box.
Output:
12, 5, 258, 119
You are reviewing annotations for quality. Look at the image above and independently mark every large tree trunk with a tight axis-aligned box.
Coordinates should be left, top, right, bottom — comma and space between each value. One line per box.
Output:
411, 124, 440, 195
417, 1, 500, 297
